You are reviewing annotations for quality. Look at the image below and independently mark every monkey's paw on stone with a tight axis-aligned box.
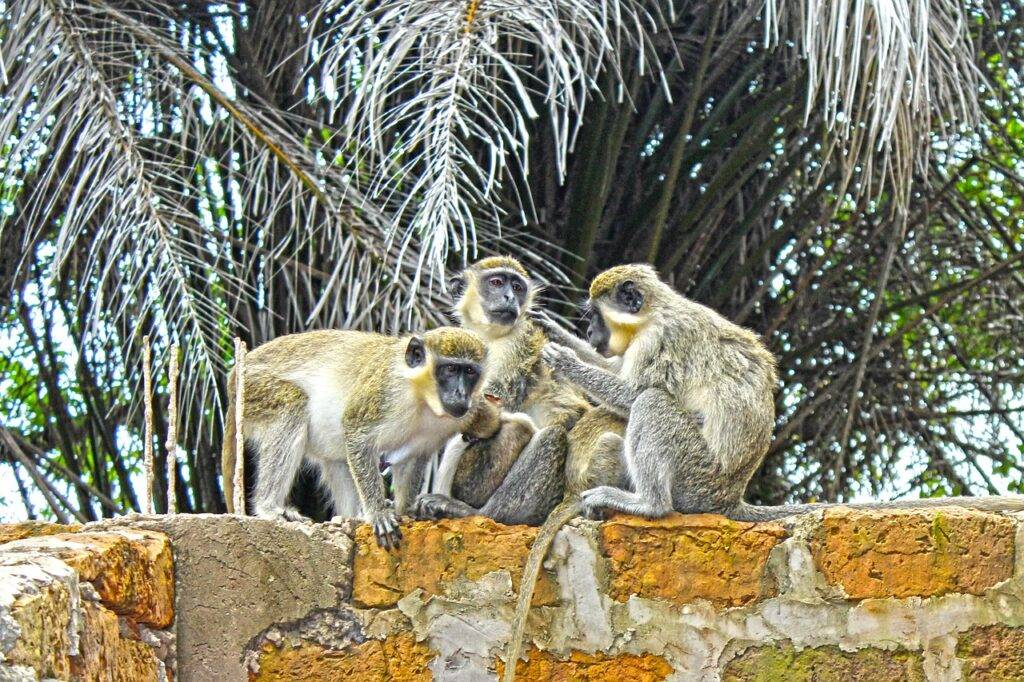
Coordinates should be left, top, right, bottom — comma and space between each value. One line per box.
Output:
369, 507, 402, 550
580, 486, 622, 518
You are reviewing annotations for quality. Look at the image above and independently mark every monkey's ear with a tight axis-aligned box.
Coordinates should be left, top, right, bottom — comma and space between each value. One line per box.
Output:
405, 336, 426, 367
448, 274, 466, 297
618, 280, 644, 313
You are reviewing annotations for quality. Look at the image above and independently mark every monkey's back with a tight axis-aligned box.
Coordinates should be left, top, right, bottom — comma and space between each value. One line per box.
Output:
241, 330, 397, 419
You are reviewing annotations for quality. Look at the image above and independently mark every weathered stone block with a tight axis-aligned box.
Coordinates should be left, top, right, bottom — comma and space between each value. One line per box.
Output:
71, 601, 164, 680
5, 529, 174, 628
599, 513, 786, 606
91, 514, 354, 682
353, 517, 558, 609
723, 643, 925, 681
496, 649, 673, 681
0, 556, 78, 679
956, 624, 1024, 681
251, 633, 435, 681
811, 507, 1015, 599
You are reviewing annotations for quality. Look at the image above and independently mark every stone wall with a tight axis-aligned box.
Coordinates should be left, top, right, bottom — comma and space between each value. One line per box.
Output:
3, 507, 1024, 680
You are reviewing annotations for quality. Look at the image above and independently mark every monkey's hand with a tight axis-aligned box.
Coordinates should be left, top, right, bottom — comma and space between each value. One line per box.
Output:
368, 506, 402, 550
532, 310, 579, 345
542, 342, 587, 377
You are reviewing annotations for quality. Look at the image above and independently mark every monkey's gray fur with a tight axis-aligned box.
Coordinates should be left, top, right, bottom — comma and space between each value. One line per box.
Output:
540, 263, 1024, 522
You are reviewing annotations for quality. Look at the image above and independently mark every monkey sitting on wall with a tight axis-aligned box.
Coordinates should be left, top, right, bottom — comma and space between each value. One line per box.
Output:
412, 256, 591, 525
542, 263, 1024, 521
221, 327, 489, 548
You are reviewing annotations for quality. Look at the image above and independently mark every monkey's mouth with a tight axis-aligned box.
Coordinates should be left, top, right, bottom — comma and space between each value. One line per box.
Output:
443, 404, 470, 418
487, 308, 519, 325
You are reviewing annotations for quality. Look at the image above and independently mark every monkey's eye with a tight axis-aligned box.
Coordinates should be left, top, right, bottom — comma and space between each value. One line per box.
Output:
444, 364, 459, 375
511, 280, 523, 293
488, 276, 504, 287
465, 366, 477, 377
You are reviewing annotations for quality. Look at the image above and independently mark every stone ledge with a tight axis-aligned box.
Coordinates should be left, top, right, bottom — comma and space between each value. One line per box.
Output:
811, 507, 1016, 598
600, 513, 787, 606
5, 506, 1024, 680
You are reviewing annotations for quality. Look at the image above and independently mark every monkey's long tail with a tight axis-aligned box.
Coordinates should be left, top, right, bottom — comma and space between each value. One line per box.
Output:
221, 372, 237, 514
503, 498, 581, 682
731, 495, 1024, 522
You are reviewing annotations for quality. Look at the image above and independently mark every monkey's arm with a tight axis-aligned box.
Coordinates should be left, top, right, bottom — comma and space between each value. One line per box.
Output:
542, 343, 639, 416
392, 457, 428, 515
344, 430, 402, 549
533, 310, 616, 370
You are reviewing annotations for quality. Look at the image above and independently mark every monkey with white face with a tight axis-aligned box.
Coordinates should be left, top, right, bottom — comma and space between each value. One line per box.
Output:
221, 328, 489, 548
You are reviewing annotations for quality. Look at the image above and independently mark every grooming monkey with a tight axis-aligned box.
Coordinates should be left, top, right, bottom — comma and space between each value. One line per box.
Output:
220, 328, 489, 547
504, 263, 1024, 678
413, 256, 590, 525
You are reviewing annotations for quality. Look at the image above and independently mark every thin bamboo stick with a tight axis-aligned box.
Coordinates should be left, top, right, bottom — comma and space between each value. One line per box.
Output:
233, 338, 247, 515
165, 344, 180, 514
142, 335, 154, 514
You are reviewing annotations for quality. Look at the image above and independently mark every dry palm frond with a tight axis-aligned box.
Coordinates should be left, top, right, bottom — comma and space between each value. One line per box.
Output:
309, 0, 664, 282
760, 0, 982, 210
0, 0, 450, 434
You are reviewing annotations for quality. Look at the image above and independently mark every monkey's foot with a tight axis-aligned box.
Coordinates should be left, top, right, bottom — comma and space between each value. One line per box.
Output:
579, 486, 625, 518
411, 493, 452, 520
255, 506, 312, 523
411, 493, 474, 521
368, 507, 402, 550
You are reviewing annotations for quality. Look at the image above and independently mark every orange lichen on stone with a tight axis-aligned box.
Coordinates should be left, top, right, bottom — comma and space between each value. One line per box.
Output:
811, 507, 1015, 599
956, 624, 1024, 680
600, 513, 786, 607
2, 571, 77, 679
71, 601, 164, 681
496, 648, 673, 681
251, 633, 434, 681
0, 521, 80, 544
723, 642, 924, 681
353, 516, 558, 608
9, 529, 174, 628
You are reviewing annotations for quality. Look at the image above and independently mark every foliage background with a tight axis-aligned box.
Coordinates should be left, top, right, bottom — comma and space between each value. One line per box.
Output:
1, 0, 1022, 521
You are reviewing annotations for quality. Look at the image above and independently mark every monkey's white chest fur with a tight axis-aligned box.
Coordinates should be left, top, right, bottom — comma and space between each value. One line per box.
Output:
376, 406, 459, 466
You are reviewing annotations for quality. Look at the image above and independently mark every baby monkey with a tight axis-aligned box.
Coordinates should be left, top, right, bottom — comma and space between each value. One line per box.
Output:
221, 328, 488, 548
434, 394, 539, 504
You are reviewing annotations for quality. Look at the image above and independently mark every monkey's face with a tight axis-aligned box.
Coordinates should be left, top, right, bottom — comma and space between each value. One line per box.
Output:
586, 305, 612, 357
406, 331, 487, 418
590, 279, 647, 357
432, 359, 483, 417
476, 268, 530, 326
451, 268, 530, 330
